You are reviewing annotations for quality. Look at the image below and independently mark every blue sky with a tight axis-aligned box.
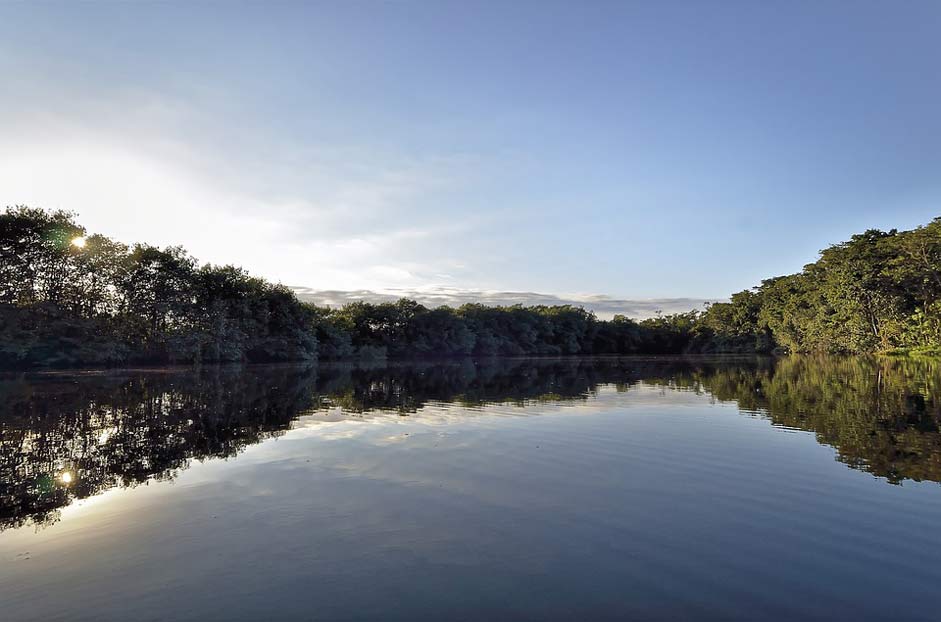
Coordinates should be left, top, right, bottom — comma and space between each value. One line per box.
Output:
2, 1, 939, 311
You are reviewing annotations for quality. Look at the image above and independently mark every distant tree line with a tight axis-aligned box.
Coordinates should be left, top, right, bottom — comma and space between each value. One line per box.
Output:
3, 206, 940, 367
0, 206, 686, 368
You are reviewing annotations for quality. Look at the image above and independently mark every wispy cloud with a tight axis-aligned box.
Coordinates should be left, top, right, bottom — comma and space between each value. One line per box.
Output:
0, 90, 479, 292
292, 286, 715, 319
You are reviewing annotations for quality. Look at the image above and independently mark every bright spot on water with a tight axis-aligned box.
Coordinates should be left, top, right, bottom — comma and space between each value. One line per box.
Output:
58, 471, 74, 484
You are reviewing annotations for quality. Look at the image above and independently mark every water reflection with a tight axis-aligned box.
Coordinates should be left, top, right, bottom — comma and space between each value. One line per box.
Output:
2, 355, 940, 531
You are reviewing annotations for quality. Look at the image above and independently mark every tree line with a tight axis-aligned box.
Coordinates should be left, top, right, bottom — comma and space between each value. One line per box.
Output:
0, 206, 685, 368
693, 218, 941, 354
2, 205, 940, 367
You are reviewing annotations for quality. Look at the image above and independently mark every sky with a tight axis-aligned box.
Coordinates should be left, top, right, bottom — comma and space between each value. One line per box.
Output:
1, 1, 939, 316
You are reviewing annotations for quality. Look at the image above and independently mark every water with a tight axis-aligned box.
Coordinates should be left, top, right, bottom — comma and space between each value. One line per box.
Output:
2, 356, 941, 621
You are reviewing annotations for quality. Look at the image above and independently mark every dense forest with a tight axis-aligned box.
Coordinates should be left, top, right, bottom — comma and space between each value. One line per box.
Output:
694, 217, 941, 355
0, 206, 686, 367
1, 206, 940, 368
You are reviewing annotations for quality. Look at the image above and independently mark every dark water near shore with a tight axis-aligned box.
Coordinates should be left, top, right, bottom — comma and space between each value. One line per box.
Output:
2, 356, 941, 621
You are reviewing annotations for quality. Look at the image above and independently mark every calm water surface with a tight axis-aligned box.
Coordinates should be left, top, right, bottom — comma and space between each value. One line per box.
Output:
2, 356, 941, 621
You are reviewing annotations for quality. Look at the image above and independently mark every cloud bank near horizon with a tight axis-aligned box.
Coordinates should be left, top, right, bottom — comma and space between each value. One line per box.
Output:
292, 287, 716, 320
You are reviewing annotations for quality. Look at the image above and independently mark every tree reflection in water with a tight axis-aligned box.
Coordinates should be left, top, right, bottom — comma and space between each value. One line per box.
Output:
2, 356, 940, 531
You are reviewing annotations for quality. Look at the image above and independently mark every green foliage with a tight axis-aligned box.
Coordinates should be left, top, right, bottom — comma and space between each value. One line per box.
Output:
1, 206, 318, 367
4, 206, 941, 367
0, 206, 85, 306
695, 218, 941, 354
638, 310, 700, 353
